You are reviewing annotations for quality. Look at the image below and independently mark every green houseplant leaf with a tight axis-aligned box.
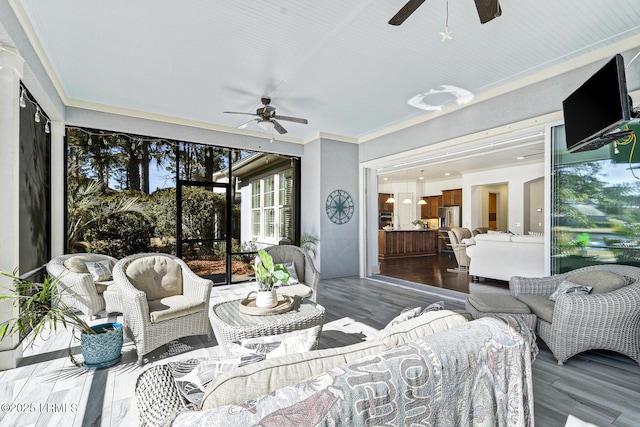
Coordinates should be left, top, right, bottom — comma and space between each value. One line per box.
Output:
0, 270, 96, 346
253, 249, 290, 291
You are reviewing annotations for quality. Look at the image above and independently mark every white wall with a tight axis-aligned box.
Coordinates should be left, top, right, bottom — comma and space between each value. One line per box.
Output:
525, 177, 545, 234
0, 47, 24, 369
462, 162, 544, 234
301, 139, 322, 271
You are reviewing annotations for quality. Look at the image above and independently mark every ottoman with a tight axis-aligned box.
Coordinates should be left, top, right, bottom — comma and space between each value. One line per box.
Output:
465, 293, 537, 331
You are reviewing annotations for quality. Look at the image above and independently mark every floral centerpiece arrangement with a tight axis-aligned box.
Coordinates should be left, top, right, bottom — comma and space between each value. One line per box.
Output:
251, 249, 290, 308
411, 219, 425, 228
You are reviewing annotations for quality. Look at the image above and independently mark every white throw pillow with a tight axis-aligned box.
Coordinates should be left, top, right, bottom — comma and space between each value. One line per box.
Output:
167, 357, 240, 406
386, 302, 445, 328
85, 259, 115, 281
227, 326, 320, 361
549, 280, 592, 301
280, 261, 299, 286
386, 307, 423, 327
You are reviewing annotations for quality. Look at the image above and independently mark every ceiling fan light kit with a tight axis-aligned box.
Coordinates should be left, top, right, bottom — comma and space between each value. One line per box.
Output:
257, 119, 275, 131
224, 97, 308, 135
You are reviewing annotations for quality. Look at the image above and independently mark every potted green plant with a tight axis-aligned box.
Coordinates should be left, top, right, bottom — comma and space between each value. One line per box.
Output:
412, 219, 425, 229
0, 270, 123, 369
300, 232, 320, 259
251, 249, 290, 308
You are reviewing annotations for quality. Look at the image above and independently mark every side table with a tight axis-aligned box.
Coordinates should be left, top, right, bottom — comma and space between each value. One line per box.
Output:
211, 297, 326, 356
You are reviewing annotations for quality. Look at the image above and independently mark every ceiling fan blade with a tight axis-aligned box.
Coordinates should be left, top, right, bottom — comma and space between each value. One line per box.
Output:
224, 111, 260, 117
474, 0, 502, 24
271, 119, 288, 134
238, 118, 257, 129
388, 0, 426, 26
273, 115, 308, 124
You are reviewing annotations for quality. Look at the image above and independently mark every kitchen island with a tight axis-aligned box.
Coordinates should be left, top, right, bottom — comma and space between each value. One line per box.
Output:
378, 229, 438, 259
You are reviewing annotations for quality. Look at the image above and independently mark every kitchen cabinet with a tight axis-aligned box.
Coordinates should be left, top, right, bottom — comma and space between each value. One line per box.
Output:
378, 230, 438, 259
420, 196, 441, 218
441, 189, 462, 206
378, 193, 394, 212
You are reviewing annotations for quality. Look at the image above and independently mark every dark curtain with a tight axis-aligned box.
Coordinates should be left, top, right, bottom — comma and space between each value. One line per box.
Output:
18, 85, 51, 274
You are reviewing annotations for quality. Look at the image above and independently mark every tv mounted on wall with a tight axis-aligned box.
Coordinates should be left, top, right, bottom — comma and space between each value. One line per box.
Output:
563, 54, 633, 153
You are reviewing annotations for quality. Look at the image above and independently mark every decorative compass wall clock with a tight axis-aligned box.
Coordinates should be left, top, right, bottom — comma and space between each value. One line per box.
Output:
325, 189, 354, 225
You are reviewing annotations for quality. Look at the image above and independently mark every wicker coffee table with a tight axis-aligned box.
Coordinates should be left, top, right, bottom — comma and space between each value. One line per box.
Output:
211, 296, 326, 356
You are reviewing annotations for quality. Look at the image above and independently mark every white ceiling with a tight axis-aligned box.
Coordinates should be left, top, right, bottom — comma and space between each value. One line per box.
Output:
6, 0, 640, 182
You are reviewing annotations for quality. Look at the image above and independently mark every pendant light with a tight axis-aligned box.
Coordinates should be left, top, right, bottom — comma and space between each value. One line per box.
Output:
385, 194, 396, 203
417, 170, 427, 204
402, 171, 412, 204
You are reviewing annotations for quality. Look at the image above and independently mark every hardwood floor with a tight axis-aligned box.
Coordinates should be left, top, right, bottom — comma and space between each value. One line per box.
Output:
1, 273, 639, 426
378, 251, 509, 293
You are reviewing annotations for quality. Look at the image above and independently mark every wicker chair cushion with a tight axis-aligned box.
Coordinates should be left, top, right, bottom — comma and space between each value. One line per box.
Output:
95, 280, 116, 294
63, 254, 113, 274
468, 293, 531, 314
276, 283, 312, 298
148, 295, 205, 323
126, 255, 183, 301
567, 270, 628, 294
516, 295, 555, 323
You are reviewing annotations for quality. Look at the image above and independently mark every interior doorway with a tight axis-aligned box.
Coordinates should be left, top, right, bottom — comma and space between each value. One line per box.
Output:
489, 192, 497, 230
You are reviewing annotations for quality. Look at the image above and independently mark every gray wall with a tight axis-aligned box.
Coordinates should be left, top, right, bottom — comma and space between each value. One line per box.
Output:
309, 138, 359, 279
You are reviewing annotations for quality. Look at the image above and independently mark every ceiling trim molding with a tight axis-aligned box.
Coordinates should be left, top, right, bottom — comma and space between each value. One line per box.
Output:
9, 0, 71, 104
10, 0, 640, 148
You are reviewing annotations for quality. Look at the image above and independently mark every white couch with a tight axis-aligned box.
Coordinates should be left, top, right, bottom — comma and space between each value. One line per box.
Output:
466, 233, 544, 281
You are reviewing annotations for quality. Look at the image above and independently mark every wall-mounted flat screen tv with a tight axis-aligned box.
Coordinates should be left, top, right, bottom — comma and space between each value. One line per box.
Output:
563, 54, 631, 153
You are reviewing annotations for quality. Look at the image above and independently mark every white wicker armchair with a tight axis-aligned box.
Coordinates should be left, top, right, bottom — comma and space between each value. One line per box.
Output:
46, 253, 120, 319
510, 264, 640, 365
113, 253, 213, 365
264, 245, 320, 302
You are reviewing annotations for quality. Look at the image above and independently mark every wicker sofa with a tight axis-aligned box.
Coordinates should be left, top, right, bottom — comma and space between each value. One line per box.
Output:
510, 264, 640, 365
135, 310, 537, 426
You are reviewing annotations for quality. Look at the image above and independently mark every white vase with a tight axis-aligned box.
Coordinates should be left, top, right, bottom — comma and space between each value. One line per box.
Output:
255, 289, 278, 308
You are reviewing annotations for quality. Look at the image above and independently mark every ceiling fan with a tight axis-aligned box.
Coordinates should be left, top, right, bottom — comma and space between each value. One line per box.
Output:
388, 0, 502, 26
224, 97, 308, 135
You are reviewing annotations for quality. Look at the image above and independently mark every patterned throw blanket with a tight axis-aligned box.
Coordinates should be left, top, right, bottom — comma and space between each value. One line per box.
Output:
172, 316, 536, 426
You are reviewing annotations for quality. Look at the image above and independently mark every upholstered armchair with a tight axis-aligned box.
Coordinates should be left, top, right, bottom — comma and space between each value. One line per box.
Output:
113, 253, 213, 365
264, 245, 320, 302
472, 227, 491, 236
46, 253, 121, 319
510, 264, 640, 365
447, 227, 472, 272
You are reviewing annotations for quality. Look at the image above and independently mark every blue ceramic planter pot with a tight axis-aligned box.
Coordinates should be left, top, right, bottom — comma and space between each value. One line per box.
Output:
81, 322, 123, 369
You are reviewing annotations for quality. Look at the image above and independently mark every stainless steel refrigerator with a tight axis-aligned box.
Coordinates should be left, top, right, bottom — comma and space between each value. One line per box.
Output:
438, 206, 461, 228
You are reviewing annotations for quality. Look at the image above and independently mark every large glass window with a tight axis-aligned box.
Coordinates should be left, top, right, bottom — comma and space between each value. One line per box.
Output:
551, 124, 640, 273
249, 167, 295, 245
66, 127, 299, 284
